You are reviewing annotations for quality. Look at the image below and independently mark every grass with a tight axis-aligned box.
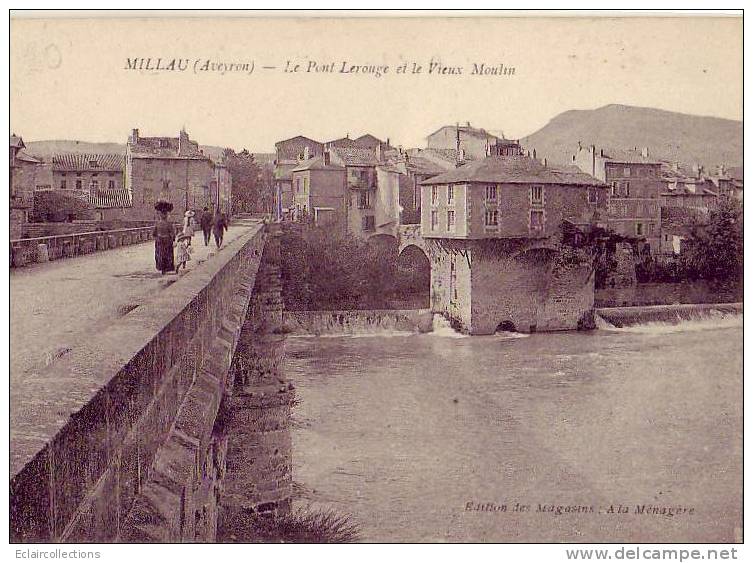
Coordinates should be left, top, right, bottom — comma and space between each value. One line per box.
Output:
220, 506, 361, 543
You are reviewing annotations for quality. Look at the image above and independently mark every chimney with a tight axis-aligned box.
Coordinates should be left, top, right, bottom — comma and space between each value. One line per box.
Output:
178, 128, 189, 155
130, 128, 139, 144
641, 146, 649, 158
386, 137, 390, 147
303, 146, 310, 160
543, 158, 547, 167
532, 148, 537, 160
323, 150, 330, 166
466, 121, 471, 127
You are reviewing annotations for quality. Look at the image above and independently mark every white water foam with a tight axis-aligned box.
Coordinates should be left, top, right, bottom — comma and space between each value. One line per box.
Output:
597, 310, 742, 335
429, 314, 468, 338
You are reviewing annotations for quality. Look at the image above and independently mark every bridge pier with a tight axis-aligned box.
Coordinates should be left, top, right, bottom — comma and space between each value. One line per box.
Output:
218, 223, 294, 539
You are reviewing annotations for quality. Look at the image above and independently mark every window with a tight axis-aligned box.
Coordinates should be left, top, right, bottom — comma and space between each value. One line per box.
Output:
362, 215, 375, 232
636, 223, 644, 236
624, 182, 630, 197
431, 186, 438, 205
623, 166, 631, 177
91, 180, 99, 191
610, 181, 617, 197
303, 177, 309, 192
296, 178, 302, 193
159, 139, 169, 148
76, 172, 82, 177
108, 180, 115, 189
649, 223, 655, 235
530, 210, 544, 231
588, 189, 598, 203
60, 180, 66, 189
76, 180, 82, 189
485, 209, 498, 226
447, 210, 455, 230
359, 191, 372, 209
485, 184, 497, 201
449, 257, 458, 303
431, 210, 438, 230
530, 185, 543, 204
447, 185, 454, 204
89, 160, 99, 168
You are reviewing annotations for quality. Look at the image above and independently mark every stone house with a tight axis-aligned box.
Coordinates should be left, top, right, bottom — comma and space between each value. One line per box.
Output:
125, 128, 218, 220
290, 153, 346, 227
573, 145, 663, 253
273, 136, 324, 220
10, 134, 53, 231
426, 122, 503, 160
418, 155, 608, 334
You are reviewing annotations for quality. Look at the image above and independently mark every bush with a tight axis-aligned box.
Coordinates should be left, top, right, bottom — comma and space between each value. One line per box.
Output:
221, 506, 361, 543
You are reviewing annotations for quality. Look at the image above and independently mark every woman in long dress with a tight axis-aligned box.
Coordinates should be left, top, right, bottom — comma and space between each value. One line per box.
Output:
153, 209, 176, 274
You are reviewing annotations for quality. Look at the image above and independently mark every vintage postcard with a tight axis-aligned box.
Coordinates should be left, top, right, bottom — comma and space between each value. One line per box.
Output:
8, 9, 743, 555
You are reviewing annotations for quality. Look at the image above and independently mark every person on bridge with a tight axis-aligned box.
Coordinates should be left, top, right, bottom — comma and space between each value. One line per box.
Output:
182, 210, 197, 246
212, 211, 228, 249
199, 207, 213, 246
174, 232, 192, 273
153, 207, 176, 275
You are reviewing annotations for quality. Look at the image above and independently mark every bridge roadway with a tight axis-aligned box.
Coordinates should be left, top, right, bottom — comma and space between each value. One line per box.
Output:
10, 219, 262, 398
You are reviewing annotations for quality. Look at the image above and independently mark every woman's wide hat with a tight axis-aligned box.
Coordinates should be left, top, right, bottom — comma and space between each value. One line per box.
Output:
154, 200, 173, 213
176, 232, 191, 242
185, 210, 196, 218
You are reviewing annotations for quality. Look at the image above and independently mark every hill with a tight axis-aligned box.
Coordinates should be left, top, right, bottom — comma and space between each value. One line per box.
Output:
521, 104, 742, 168
23, 140, 273, 165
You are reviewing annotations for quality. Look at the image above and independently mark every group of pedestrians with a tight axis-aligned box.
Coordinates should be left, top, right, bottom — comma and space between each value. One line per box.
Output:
153, 206, 229, 275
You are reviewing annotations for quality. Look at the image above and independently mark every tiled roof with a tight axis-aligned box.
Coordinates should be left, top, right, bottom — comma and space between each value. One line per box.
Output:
130, 136, 207, 159
327, 137, 360, 149
291, 157, 345, 172
10, 135, 25, 149
422, 147, 477, 164
15, 151, 42, 164
89, 188, 132, 209
52, 153, 124, 171
405, 156, 452, 176
332, 147, 379, 166
420, 155, 605, 186
600, 148, 661, 165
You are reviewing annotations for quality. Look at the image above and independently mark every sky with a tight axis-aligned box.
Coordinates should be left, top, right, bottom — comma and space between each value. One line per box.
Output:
10, 13, 743, 153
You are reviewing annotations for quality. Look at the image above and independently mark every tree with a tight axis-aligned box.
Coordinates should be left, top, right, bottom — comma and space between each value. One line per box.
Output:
681, 196, 743, 282
32, 190, 95, 222
223, 148, 269, 214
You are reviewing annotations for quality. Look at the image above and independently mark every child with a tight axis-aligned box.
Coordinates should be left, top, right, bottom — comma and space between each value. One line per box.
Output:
174, 232, 192, 273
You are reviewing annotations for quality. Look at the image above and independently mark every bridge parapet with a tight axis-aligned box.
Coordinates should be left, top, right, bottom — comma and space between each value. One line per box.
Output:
10, 221, 267, 542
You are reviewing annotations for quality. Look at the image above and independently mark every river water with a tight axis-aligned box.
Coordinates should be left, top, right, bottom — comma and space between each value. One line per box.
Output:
285, 314, 742, 543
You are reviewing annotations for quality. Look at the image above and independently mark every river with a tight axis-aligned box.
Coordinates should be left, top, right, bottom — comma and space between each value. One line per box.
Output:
285, 314, 742, 543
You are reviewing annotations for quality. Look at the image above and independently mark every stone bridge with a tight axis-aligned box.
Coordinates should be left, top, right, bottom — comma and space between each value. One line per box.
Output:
397, 224, 428, 257
10, 220, 293, 542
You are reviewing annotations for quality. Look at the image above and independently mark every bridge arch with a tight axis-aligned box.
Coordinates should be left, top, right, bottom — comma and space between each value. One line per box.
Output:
395, 243, 431, 309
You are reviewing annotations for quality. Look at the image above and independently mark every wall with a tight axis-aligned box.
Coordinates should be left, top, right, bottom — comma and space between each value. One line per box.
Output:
54, 169, 123, 191
10, 223, 267, 542
422, 182, 607, 240
469, 247, 594, 334
127, 156, 216, 220
604, 162, 662, 251
595, 280, 743, 308
283, 309, 433, 335
429, 245, 472, 331
10, 226, 157, 268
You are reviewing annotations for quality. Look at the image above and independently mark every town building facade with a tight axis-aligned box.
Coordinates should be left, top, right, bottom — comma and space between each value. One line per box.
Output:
573, 145, 663, 253
125, 128, 218, 220
419, 155, 608, 334
426, 123, 503, 160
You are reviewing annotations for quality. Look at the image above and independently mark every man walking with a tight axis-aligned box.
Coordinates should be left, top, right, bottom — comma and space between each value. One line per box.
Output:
212, 210, 228, 249
200, 207, 213, 246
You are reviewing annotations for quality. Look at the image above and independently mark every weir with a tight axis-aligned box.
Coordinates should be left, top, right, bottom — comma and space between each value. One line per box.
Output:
10, 220, 293, 543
